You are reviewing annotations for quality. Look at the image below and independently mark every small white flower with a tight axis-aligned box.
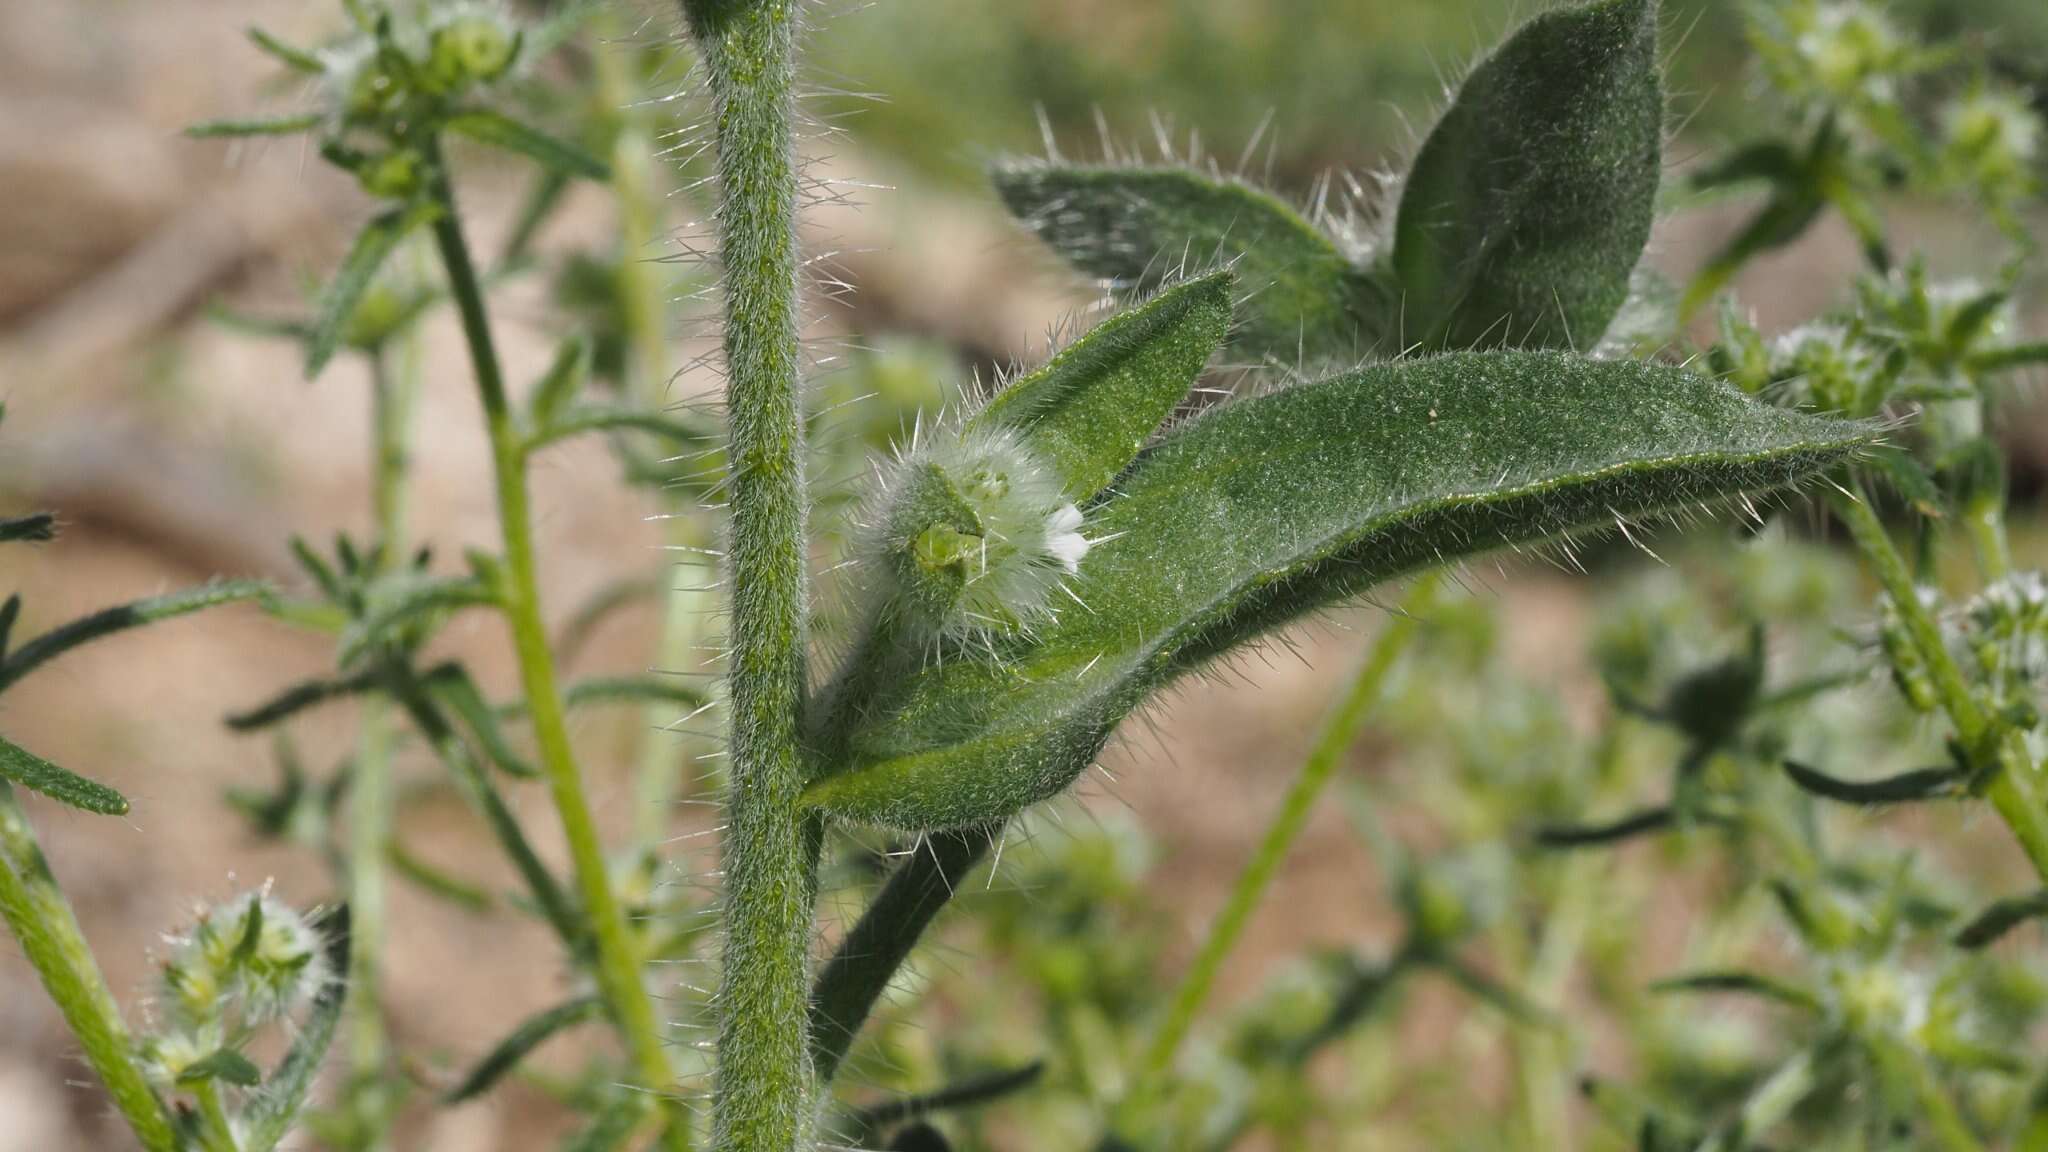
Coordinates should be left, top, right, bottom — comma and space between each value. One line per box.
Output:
1045, 504, 1091, 574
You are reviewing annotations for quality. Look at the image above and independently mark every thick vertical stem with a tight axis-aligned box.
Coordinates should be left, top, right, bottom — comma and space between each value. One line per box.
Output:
1135, 575, 1438, 1092
423, 145, 688, 1151
678, 2, 815, 1148
0, 785, 179, 1152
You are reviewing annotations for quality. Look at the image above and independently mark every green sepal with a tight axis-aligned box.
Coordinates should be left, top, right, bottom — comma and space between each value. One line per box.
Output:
806, 352, 1871, 831
971, 272, 1232, 499
1392, 0, 1662, 351
178, 1048, 263, 1088
993, 163, 1376, 366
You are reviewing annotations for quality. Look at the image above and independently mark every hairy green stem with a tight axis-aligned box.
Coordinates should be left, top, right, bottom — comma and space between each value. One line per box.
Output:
678, 2, 816, 1149
1830, 482, 2048, 881
0, 784, 179, 1152
423, 144, 686, 1150
1134, 575, 1437, 1093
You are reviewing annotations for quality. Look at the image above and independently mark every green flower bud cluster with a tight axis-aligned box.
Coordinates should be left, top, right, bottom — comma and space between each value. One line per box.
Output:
312, 4, 524, 200
138, 891, 330, 1091
1963, 571, 2048, 711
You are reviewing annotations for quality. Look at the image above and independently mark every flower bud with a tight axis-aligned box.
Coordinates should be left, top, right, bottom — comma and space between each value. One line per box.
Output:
862, 426, 1092, 650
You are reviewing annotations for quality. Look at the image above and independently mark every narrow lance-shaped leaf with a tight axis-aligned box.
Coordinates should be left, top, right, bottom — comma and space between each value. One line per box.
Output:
806, 352, 1872, 831
972, 272, 1232, 499
0, 513, 56, 543
446, 109, 610, 182
0, 581, 270, 694
0, 735, 127, 816
186, 114, 325, 139
1391, 0, 1662, 351
1952, 889, 2048, 949
445, 995, 604, 1102
993, 163, 1377, 366
308, 205, 434, 378
1782, 760, 1964, 805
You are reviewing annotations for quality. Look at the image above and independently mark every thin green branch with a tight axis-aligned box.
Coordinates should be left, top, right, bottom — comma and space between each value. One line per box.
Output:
1829, 481, 2048, 882
422, 139, 685, 1149
1134, 575, 1436, 1091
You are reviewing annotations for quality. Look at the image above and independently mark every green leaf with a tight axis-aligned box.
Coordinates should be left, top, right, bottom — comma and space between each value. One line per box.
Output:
992, 163, 1376, 365
247, 27, 325, 74
446, 109, 610, 182
806, 352, 1870, 831
445, 995, 604, 1102
240, 905, 349, 1152
972, 273, 1232, 499
0, 580, 269, 694
186, 114, 325, 139
0, 735, 127, 816
1391, 0, 1662, 351
529, 337, 591, 430
811, 826, 994, 1084
1782, 760, 1964, 805
308, 206, 433, 378
1952, 889, 2048, 949
225, 670, 381, 731
0, 513, 56, 543
425, 666, 537, 779
178, 1048, 263, 1088
337, 575, 499, 667
1649, 970, 1822, 1012
852, 1062, 1045, 1133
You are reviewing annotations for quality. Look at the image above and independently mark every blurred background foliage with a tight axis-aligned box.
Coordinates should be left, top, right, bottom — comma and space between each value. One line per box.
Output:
4, 0, 2048, 1149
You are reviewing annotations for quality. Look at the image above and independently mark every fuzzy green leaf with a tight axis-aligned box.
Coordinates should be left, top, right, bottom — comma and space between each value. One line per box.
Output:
1782, 760, 1964, 805
0, 580, 269, 695
1391, 0, 1662, 351
247, 27, 325, 74
446, 109, 610, 182
309, 206, 434, 377
972, 272, 1231, 499
993, 163, 1374, 366
807, 352, 1870, 830
0, 735, 127, 816
240, 905, 349, 1152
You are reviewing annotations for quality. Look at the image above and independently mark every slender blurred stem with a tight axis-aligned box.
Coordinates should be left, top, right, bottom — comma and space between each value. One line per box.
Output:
1697, 1049, 1814, 1152
345, 330, 418, 1147
194, 1080, 241, 1152
1830, 481, 2048, 882
1134, 574, 1438, 1093
0, 784, 179, 1152
423, 142, 686, 1151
